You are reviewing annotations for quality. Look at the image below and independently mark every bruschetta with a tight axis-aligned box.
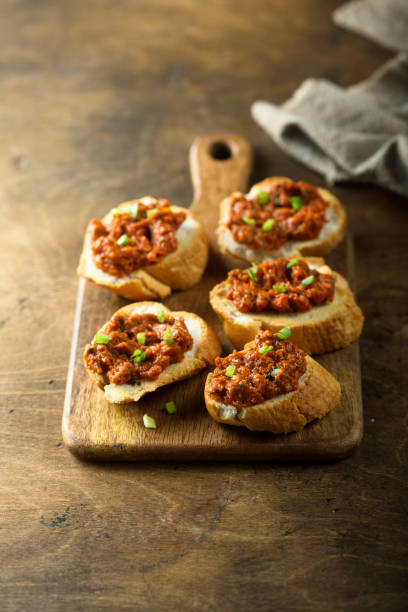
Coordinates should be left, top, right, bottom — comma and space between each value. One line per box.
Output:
210, 256, 363, 354
205, 328, 341, 433
84, 301, 221, 404
78, 197, 208, 300
217, 177, 346, 263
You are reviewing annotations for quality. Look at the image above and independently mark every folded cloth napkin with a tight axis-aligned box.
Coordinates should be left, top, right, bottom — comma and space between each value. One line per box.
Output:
252, 54, 408, 197
333, 0, 408, 53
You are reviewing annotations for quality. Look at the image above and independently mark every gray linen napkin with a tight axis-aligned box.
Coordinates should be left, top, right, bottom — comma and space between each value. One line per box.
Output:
252, 0, 408, 197
252, 55, 408, 197
333, 0, 408, 53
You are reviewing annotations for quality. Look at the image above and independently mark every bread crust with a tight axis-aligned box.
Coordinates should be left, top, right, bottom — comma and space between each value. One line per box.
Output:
205, 354, 341, 433
210, 257, 363, 354
217, 176, 347, 263
77, 198, 209, 299
83, 301, 221, 404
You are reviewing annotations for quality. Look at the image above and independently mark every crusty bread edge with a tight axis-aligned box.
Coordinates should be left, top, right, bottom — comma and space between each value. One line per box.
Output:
77, 251, 171, 300
147, 207, 209, 290
205, 355, 341, 433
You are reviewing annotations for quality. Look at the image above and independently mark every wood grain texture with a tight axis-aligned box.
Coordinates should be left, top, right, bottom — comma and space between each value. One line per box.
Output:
63, 134, 362, 461
1, 1, 407, 610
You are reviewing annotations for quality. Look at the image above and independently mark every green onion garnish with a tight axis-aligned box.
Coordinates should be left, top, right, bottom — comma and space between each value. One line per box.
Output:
262, 218, 275, 232
163, 327, 174, 345
129, 202, 139, 218
259, 344, 274, 355
290, 196, 303, 211
276, 327, 291, 340
95, 333, 109, 344
156, 310, 166, 323
146, 208, 159, 218
267, 367, 282, 379
247, 267, 258, 283
111, 208, 121, 216
117, 233, 130, 246
286, 258, 299, 269
143, 414, 156, 429
301, 275, 315, 286
242, 216, 256, 226
225, 365, 236, 377
132, 348, 147, 363
136, 332, 146, 345
258, 190, 269, 206
165, 401, 176, 414
273, 284, 287, 293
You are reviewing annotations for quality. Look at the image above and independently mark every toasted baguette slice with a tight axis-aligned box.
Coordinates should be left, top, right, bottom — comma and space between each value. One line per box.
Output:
217, 177, 347, 264
210, 257, 363, 354
78, 197, 209, 300
84, 301, 221, 404
205, 351, 340, 433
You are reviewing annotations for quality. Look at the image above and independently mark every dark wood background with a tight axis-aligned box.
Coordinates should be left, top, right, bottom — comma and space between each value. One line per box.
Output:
1, 1, 407, 610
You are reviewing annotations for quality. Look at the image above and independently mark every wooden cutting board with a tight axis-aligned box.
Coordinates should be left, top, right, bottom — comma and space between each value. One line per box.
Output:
63, 132, 363, 461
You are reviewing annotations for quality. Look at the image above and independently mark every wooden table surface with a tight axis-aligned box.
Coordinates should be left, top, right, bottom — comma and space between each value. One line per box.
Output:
1, 1, 407, 610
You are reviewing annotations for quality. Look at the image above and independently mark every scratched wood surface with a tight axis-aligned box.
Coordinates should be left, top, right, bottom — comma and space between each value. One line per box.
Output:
1, 1, 407, 610
63, 132, 362, 461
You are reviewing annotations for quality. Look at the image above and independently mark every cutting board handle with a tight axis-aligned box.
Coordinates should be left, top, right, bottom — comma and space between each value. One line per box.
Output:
189, 132, 253, 251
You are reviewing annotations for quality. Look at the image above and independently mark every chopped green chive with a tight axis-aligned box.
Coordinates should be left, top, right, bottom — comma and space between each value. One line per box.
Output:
247, 267, 258, 283
143, 414, 156, 429
111, 208, 121, 216
267, 367, 282, 379
276, 327, 291, 340
286, 258, 299, 269
136, 332, 146, 345
258, 190, 269, 206
132, 348, 147, 363
290, 196, 303, 211
273, 284, 287, 293
301, 275, 315, 286
117, 233, 130, 246
95, 333, 109, 344
156, 310, 166, 323
242, 216, 256, 226
146, 208, 159, 218
262, 218, 275, 232
259, 344, 274, 355
225, 365, 236, 377
165, 401, 176, 414
163, 327, 174, 345
129, 202, 139, 218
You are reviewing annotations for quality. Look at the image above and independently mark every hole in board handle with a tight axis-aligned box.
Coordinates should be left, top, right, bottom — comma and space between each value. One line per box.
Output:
209, 141, 233, 161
